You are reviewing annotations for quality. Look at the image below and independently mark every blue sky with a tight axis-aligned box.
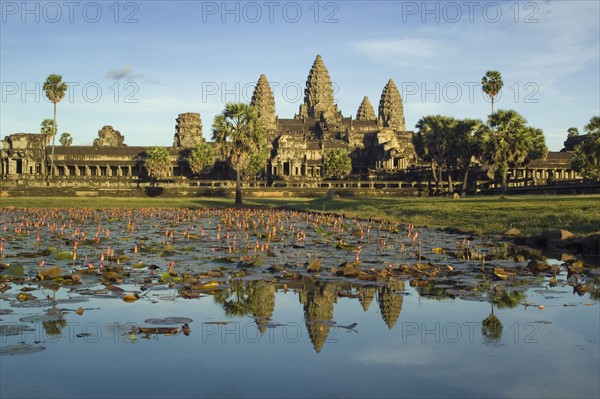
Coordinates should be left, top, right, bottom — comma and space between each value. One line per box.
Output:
1, 0, 598, 150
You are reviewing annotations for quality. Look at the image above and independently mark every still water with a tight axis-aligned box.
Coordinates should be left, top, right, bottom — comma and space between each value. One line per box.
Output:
0, 208, 598, 398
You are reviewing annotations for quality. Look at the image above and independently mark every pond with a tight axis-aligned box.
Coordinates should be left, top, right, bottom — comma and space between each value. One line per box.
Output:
1, 208, 598, 398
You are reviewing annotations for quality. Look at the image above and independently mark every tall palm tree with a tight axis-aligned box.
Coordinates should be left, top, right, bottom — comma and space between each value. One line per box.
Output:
43, 74, 68, 180
212, 103, 265, 206
476, 109, 529, 194
145, 146, 172, 183
481, 70, 503, 115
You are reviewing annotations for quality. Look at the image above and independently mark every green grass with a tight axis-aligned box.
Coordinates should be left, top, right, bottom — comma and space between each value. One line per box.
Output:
2, 195, 599, 236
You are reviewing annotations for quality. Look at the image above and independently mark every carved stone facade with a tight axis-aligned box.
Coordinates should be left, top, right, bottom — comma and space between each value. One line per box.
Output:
93, 126, 126, 147
250, 74, 277, 133
0, 55, 579, 187
356, 96, 376, 121
378, 79, 405, 131
173, 112, 203, 148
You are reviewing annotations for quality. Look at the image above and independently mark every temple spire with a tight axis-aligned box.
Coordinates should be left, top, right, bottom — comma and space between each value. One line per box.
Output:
250, 74, 277, 132
299, 54, 336, 119
356, 96, 376, 121
378, 79, 405, 131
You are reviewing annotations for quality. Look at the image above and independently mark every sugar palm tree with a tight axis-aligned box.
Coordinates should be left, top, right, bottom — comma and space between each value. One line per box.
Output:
476, 109, 529, 194
144, 146, 172, 183
43, 74, 68, 179
481, 70, 503, 115
59, 133, 73, 147
212, 103, 265, 206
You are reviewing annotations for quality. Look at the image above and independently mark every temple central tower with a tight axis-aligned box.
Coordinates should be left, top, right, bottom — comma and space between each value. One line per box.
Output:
298, 55, 339, 119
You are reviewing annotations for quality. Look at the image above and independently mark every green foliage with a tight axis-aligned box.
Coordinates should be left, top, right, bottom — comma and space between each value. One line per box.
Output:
59, 132, 73, 147
212, 103, 265, 204
494, 289, 526, 309
567, 127, 579, 138
572, 131, 600, 181
324, 148, 352, 179
43, 74, 67, 104
522, 127, 548, 166
414, 115, 481, 192
40, 119, 55, 142
476, 109, 546, 193
212, 103, 265, 173
481, 70, 503, 114
584, 115, 600, 135
242, 148, 268, 180
145, 146, 172, 180
43, 74, 68, 177
188, 141, 215, 175
482, 313, 503, 341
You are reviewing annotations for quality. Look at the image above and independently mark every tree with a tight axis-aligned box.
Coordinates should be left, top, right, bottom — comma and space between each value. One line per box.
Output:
584, 115, 600, 135
59, 133, 73, 147
454, 118, 482, 194
476, 109, 531, 194
481, 70, 503, 115
414, 115, 451, 188
212, 103, 265, 206
188, 141, 215, 176
242, 149, 268, 181
567, 127, 579, 138
43, 74, 68, 178
145, 146, 172, 181
522, 127, 548, 185
324, 148, 352, 179
414, 115, 481, 193
572, 131, 600, 181
40, 119, 55, 144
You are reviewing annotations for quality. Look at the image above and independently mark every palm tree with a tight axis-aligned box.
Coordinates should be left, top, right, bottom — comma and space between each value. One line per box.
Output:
476, 109, 529, 194
415, 115, 460, 193
144, 146, 172, 183
43, 74, 68, 179
59, 133, 73, 147
584, 115, 600, 135
481, 70, 503, 115
522, 127, 548, 185
188, 141, 215, 176
40, 119, 55, 144
212, 103, 265, 206
453, 118, 482, 194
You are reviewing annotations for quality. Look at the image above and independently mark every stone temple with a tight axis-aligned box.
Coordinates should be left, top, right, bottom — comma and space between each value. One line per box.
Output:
0, 55, 580, 191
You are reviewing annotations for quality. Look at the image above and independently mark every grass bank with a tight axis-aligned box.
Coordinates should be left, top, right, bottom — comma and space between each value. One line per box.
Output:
2, 195, 599, 236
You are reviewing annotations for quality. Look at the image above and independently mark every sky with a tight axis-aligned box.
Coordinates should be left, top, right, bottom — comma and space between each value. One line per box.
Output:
1, 0, 599, 151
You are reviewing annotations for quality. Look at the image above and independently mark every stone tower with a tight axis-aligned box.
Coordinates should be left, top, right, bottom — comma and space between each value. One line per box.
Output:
298, 55, 338, 119
93, 126, 126, 147
173, 112, 203, 148
378, 79, 406, 131
356, 96, 376, 121
377, 279, 404, 330
250, 74, 277, 132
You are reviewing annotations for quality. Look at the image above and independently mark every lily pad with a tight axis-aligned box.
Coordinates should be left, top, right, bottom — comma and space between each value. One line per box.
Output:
19, 314, 63, 323
144, 317, 193, 325
0, 324, 36, 336
0, 343, 46, 356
